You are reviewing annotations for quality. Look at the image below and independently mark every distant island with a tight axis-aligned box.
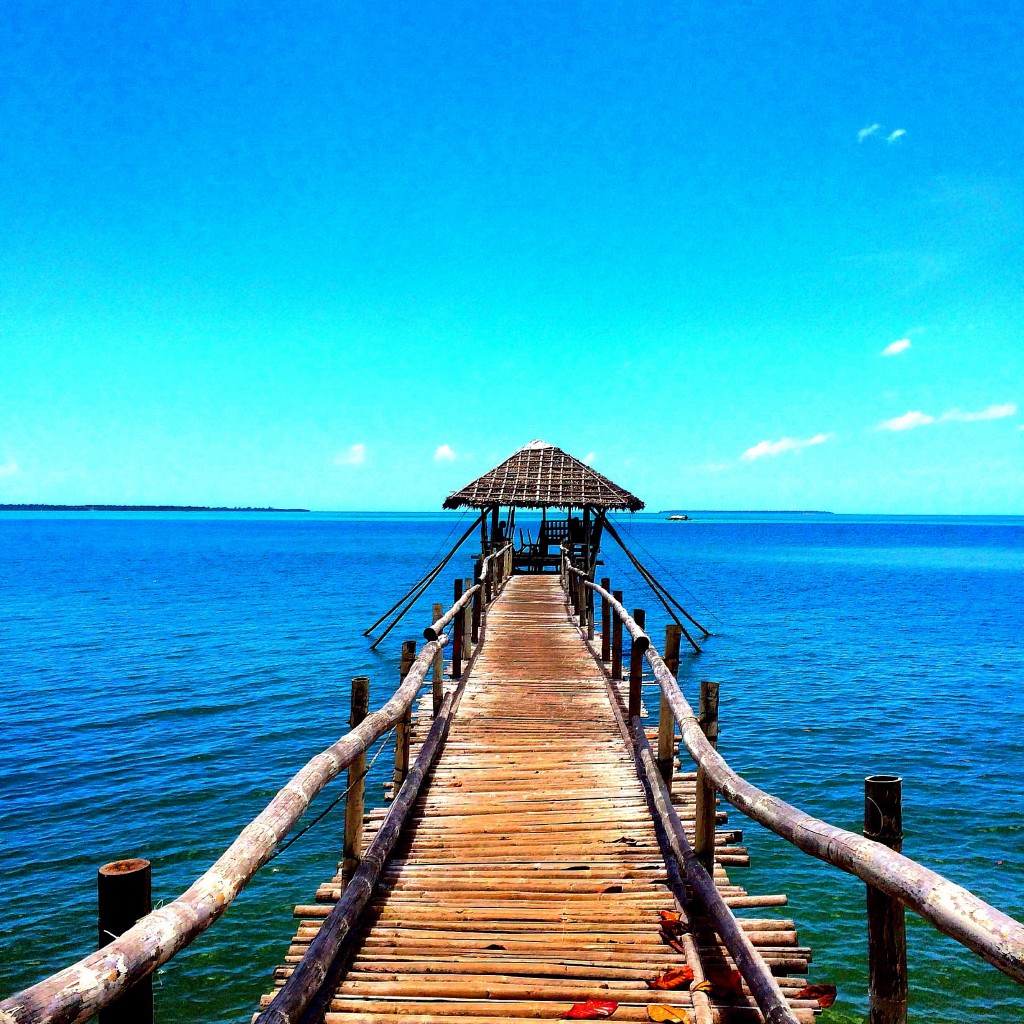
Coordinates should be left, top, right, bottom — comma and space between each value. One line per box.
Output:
659, 509, 835, 515
0, 504, 310, 513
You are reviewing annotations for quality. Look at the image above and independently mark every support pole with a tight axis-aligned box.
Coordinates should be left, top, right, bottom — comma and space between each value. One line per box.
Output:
586, 582, 595, 642
451, 579, 464, 679
628, 608, 646, 720
342, 676, 369, 886
393, 641, 415, 788
462, 578, 472, 663
611, 590, 624, 680
658, 624, 682, 787
865, 774, 908, 1024
694, 679, 720, 871
600, 577, 611, 661
98, 859, 152, 1024
431, 604, 444, 716
471, 562, 482, 643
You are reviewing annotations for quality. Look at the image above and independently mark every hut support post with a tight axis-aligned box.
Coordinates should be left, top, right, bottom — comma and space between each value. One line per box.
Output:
694, 680, 720, 872
611, 590, 624, 680
658, 625, 682, 787
393, 641, 415, 788
342, 676, 370, 886
451, 579, 464, 678
97, 858, 153, 1024
586, 582, 595, 641
628, 609, 646, 720
600, 578, 611, 661
865, 775, 908, 1024
431, 604, 444, 716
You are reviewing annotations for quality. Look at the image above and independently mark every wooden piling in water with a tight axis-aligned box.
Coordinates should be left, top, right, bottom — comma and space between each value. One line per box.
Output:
865, 774, 908, 1024
600, 577, 611, 660
658, 624, 682, 787
97, 858, 152, 1024
451, 579, 464, 678
431, 604, 444, 716
342, 676, 370, 887
611, 589, 624, 680
393, 642, 415, 788
694, 679, 720, 872
628, 608, 645, 719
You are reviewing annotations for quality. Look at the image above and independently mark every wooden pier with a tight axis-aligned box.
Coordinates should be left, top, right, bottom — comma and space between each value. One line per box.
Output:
259, 574, 817, 1023
6, 439, 1024, 1024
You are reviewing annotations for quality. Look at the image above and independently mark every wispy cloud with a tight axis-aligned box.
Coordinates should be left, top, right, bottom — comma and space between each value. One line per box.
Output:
433, 444, 457, 462
941, 403, 1017, 422
583, 452, 596, 465
741, 434, 831, 461
0, 460, 18, 478
886, 129, 906, 144
334, 443, 366, 466
878, 411, 934, 431
858, 123, 881, 142
881, 338, 911, 356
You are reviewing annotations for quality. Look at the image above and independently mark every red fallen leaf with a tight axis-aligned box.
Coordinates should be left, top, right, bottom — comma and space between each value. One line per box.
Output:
707, 970, 745, 998
561, 999, 619, 1019
658, 929, 687, 955
795, 984, 837, 1009
648, 966, 695, 990
659, 910, 682, 924
691, 980, 713, 994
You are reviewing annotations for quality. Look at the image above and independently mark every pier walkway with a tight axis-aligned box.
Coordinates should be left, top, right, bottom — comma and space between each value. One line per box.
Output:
260, 575, 817, 1023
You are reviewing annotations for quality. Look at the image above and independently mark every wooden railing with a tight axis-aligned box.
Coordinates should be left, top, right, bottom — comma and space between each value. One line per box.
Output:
563, 557, 1024, 1020
0, 546, 514, 1024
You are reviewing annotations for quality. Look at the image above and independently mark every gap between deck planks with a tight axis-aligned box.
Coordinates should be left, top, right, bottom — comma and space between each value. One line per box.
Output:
257, 574, 819, 1023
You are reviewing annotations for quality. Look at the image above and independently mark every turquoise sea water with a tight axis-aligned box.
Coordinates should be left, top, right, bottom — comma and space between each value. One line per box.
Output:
1, 512, 1022, 1021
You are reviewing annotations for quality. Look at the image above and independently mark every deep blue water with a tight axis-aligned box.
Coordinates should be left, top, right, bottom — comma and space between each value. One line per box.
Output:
1, 512, 1022, 1021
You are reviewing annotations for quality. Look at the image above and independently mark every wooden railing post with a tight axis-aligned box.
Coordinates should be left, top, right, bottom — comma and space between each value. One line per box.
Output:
342, 675, 370, 886
451, 579, 464, 679
586, 581, 595, 642
98, 858, 152, 1024
611, 590, 624, 680
600, 578, 611, 661
431, 604, 444, 716
628, 608, 646, 719
865, 774, 908, 1024
472, 563, 482, 644
658, 624, 682, 787
393, 641, 415, 788
694, 680, 720, 871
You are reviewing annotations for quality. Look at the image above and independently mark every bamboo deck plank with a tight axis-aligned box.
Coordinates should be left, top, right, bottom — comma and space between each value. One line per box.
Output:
258, 575, 818, 1022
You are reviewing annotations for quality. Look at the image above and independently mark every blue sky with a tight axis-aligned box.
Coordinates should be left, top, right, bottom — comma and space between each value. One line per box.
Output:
1, 2, 1020, 512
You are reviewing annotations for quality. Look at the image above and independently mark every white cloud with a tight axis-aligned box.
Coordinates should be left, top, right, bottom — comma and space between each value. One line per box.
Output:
0, 460, 18, 478
583, 452, 596, 465
334, 443, 366, 466
881, 338, 911, 356
858, 123, 882, 142
433, 444, 457, 462
878, 411, 934, 431
741, 434, 831, 461
941, 403, 1017, 423
886, 129, 906, 144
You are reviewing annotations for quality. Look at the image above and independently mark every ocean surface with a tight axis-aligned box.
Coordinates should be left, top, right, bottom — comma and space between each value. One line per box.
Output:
1, 511, 1022, 1022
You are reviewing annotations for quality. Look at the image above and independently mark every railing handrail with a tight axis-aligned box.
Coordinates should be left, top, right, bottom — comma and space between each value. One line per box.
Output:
479, 541, 513, 582
0, 628, 456, 1024
582, 574, 1024, 985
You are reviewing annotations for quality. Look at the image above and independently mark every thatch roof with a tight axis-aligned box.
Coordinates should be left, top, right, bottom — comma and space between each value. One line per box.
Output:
443, 440, 644, 511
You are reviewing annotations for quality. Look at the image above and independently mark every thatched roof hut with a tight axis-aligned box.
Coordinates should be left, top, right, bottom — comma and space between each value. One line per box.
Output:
443, 440, 644, 512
